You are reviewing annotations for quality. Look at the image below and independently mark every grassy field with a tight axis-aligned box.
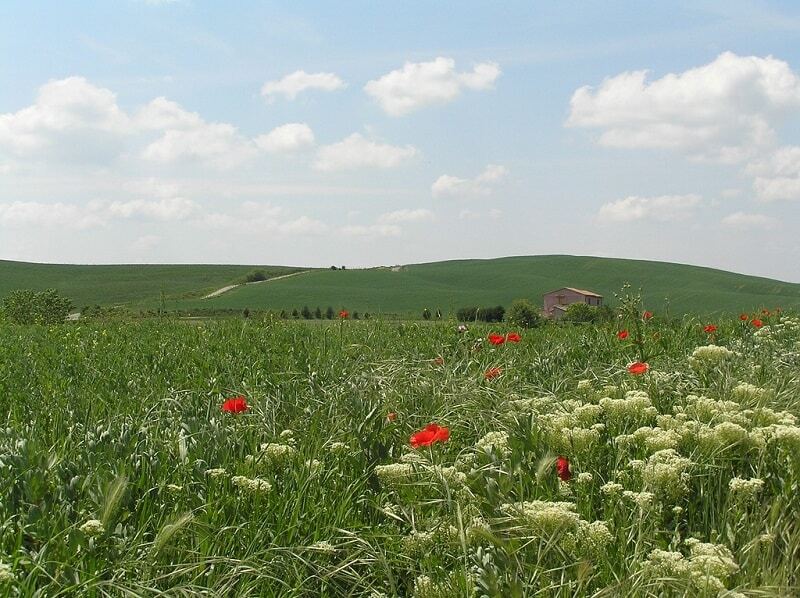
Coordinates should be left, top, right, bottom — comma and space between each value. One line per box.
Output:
0, 260, 302, 309
0, 306, 798, 595
179, 255, 800, 316
4, 255, 800, 317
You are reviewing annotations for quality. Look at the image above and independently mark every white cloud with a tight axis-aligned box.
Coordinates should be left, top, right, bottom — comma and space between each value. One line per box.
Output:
261, 70, 346, 101
377, 208, 435, 224
0, 76, 131, 161
567, 52, 800, 162
254, 123, 315, 153
0, 201, 106, 229
364, 57, 501, 116
196, 202, 327, 236
721, 211, 779, 230
596, 194, 703, 223
135, 97, 202, 130
314, 133, 417, 171
746, 145, 800, 201
131, 234, 161, 252
142, 121, 256, 168
340, 224, 402, 237
278, 215, 329, 235
106, 197, 199, 220
432, 164, 508, 197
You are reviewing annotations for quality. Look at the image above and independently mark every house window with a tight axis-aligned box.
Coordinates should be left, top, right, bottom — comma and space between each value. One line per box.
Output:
557, 295, 565, 305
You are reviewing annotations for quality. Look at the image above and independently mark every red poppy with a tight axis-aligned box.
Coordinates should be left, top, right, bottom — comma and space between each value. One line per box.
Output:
484, 367, 502, 380
752, 319, 763, 328
739, 313, 749, 321
617, 330, 629, 340
221, 396, 248, 413
627, 361, 649, 375
703, 324, 717, 334
339, 310, 349, 319
505, 332, 522, 343
432, 356, 444, 366
555, 456, 571, 482
409, 423, 450, 448
387, 412, 397, 422
762, 309, 770, 315
643, 311, 653, 320
488, 333, 505, 345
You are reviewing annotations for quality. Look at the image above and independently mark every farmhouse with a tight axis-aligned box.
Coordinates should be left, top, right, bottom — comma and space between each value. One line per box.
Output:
543, 287, 603, 319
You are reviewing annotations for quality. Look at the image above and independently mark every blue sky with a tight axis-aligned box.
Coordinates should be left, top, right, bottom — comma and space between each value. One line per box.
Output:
2, 1, 800, 281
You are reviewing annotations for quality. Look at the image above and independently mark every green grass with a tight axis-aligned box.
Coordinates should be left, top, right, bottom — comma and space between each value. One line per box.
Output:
0, 313, 798, 595
0, 260, 302, 308
189, 255, 800, 316
3, 255, 800, 316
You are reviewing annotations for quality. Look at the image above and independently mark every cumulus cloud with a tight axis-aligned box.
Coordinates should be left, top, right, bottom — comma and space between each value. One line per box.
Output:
105, 197, 200, 220
365, 57, 501, 116
254, 123, 315, 153
261, 70, 346, 101
196, 201, 328, 235
377, 208, 435, 223
135, 97, 203, 130
721, 211, 779, 230
142, 121, 256, 169
314, 133, 417, 171
0, 76, 131, 161
567, 52, 800, 163
432, 164, 508, 197
746, 145, 800, 201
596, 194, 703, 223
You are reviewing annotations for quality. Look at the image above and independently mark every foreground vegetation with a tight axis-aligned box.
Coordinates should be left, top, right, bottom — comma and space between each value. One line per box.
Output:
0, 308, 799, 596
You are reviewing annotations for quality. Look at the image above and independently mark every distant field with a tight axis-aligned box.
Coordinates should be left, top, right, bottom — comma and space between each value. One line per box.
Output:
0, 261, 301, 308
3, 255, 800, 316
182, 255, 800, 316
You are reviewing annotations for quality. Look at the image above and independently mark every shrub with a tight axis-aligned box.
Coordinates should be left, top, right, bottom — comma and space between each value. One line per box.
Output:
301, 306, 312, 319
422, 308, 431, 320
244, 270, 267, 283
292, 308, 300, 319
456, 305, 505, 323
1, 288, 73, 325
562, 303, 615, 323
325, 306, 334, 320
314, 307, 322, 319
507, 299, 543, 328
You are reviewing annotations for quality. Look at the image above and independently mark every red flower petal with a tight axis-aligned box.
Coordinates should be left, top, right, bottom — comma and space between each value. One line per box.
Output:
484, 367, 502, 380
627, 362, 649, 375
556, 456, 571, 482
505, 332, 522, 343
739, 314, 749, 321
703, 324, 717, 333
488, 333, 505, 345
221, 396, 248, 413
617, 330, 629, 340
752, 319, 763, 328
410, 423, 449, 448
642, 311, 653, 320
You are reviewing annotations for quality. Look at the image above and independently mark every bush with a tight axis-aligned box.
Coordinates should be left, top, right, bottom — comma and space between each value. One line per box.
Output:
562, 303, 615, 323
301, 306, 312, 319
507, 299, 543, 328
325, 306, 334, 320
244, 269, 267, 283
1, 288, 73, 325
314, 307, 322, 319
422, 308, 431, 320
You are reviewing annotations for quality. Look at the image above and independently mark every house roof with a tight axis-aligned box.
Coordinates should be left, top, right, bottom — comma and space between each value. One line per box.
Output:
543, 287, 603, 298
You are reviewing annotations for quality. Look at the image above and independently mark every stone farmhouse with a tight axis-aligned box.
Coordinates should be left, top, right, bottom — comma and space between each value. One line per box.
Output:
543, 287, 603, 319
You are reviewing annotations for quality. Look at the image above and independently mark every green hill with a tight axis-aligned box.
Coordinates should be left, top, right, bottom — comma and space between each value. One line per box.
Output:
1, 255, 799, 316
0, 261, 300, 308
183, 255, 800, 316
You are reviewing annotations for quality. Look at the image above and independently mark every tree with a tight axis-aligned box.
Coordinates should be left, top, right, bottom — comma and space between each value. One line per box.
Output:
242, 308, 250, 319
279, 310, 288, 319
244, 269, 267, 283
507, 299, 543, 328
422, 308, 431, 320
352, 311, 360, 320
314, 306, 322, 319
301, 305, 312, 319
325, 306, 335, 319
330, 265, 338, 270
292, 308, 300, 319
1, 288, 73, 325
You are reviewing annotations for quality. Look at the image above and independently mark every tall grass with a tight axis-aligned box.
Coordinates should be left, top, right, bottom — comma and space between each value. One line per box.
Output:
0, 314, 798, 596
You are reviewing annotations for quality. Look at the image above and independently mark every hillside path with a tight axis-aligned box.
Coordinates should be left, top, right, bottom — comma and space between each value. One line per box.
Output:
202, 270, 308, 299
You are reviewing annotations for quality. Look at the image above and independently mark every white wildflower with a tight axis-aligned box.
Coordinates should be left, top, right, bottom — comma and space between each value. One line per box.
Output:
79, 519, 105, 536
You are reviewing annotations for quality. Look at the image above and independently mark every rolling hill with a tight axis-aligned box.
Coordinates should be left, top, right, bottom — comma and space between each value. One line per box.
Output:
1, 255, 799, 316
0, 260, 301, 308
186, 255, 800, 316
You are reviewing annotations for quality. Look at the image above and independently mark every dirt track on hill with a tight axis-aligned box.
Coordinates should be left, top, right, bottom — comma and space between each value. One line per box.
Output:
202, 271, 308, 299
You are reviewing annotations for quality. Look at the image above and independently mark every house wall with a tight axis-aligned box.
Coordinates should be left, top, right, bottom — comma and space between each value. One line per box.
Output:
543, 289, 603, 315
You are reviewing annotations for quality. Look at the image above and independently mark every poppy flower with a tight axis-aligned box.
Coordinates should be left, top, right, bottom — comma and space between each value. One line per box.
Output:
752, 319, 763, 328
409, 423, 450, 448
386, 412, 397, 422
703, 324, 717, 334
762, 309, 770, 315
484, 367, 502, 380
488, 333, 505, 345
739, 313, 749, 321
627, 361, 649, 375
643, 311, 653, 320
555, 456, 571, 482
221, 396, 248, 413
617, 330, 629, 340
432, 356, 444, 366
339, 310, 349, 319
505, 332, 522, 343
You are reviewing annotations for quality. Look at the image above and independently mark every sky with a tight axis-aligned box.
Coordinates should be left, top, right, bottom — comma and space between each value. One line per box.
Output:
2, 1, 800, 281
